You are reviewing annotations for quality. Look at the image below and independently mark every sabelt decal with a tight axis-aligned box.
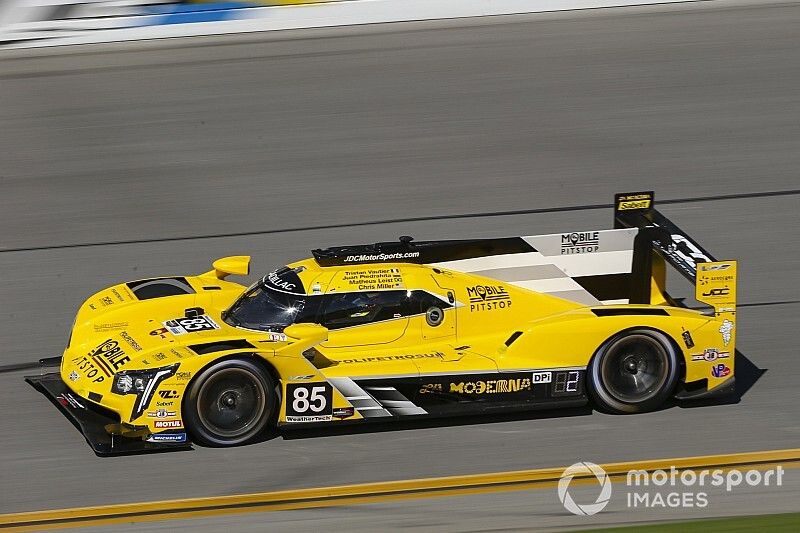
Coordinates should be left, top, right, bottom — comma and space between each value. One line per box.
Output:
616, 192, 652, 211
164, 315, 220, 335
618, 199, 651, 210
466, 285, 512, 312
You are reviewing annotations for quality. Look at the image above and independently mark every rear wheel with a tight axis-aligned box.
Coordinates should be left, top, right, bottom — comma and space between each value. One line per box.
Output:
588, 329, 680, 414
184, 358, 276, 447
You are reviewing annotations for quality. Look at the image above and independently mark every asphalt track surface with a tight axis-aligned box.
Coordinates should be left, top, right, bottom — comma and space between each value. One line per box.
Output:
1, 0, 799, 530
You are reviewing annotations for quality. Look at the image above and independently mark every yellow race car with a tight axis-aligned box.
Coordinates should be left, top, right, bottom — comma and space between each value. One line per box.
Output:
27, 191, 737, 455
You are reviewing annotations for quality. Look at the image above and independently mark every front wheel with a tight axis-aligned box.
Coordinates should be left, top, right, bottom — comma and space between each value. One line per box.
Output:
183, 358, 277, 447
588, 329, 680, 414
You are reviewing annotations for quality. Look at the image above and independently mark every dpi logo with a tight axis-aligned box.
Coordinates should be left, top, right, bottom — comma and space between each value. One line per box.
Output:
558, 462, 612, 516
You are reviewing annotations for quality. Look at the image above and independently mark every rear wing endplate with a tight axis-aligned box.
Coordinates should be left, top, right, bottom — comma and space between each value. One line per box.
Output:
613, 191, 737, 318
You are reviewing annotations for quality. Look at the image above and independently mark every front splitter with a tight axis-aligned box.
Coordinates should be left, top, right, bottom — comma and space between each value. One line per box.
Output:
26, 372, 192, 457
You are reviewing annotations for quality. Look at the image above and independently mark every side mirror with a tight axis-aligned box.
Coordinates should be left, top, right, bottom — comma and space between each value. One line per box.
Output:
204, 256, 250, 280
283, 323, 328, 345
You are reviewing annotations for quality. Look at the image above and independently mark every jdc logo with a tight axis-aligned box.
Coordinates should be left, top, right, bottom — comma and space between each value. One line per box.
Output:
702, 287, 730, 297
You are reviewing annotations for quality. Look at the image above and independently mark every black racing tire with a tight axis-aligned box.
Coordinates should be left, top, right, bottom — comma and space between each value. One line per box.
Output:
588, 329, 680, 414
183, 358, 277, 447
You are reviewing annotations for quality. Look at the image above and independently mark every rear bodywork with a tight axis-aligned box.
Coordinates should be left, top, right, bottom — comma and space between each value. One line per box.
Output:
27, 191, 737, 455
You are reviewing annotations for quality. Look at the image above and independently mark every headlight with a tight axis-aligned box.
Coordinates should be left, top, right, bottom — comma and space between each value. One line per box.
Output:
112, 364, 179, 420
115, 374, 134, 393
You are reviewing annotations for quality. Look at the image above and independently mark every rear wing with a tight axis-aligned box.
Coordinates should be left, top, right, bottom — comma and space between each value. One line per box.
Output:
310, 191, 736, 318
613, 191, 737, 318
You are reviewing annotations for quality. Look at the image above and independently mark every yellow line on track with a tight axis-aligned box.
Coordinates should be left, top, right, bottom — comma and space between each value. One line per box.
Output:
1, 448, 798, 531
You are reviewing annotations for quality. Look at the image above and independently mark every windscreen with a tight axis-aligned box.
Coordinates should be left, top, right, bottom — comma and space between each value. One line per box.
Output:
223, 284, 320, 332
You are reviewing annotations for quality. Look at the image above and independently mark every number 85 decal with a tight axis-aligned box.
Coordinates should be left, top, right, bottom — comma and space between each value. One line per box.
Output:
285, 383, 333, 417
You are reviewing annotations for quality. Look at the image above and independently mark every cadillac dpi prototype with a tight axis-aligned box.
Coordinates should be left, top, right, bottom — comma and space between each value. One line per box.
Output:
27, 192, 738, 455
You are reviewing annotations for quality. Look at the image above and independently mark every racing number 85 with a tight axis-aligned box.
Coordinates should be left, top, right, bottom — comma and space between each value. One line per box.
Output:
285, 383, 334, 417
293, 386, 327, 413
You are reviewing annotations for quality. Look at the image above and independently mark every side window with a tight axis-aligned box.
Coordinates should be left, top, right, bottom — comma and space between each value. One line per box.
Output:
407, 290, 452, 314
322, 291, 409, 330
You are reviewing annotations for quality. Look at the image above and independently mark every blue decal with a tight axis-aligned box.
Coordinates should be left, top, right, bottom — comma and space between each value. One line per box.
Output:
139, 3, 254, 26
148, 432, 188, 443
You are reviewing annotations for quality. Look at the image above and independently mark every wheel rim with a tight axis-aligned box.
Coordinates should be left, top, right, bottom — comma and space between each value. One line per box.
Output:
600, 334, 669, 403
196, 368, 267, 439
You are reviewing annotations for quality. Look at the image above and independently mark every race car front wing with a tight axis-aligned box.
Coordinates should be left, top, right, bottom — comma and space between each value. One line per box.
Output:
26, 367, 192, 457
